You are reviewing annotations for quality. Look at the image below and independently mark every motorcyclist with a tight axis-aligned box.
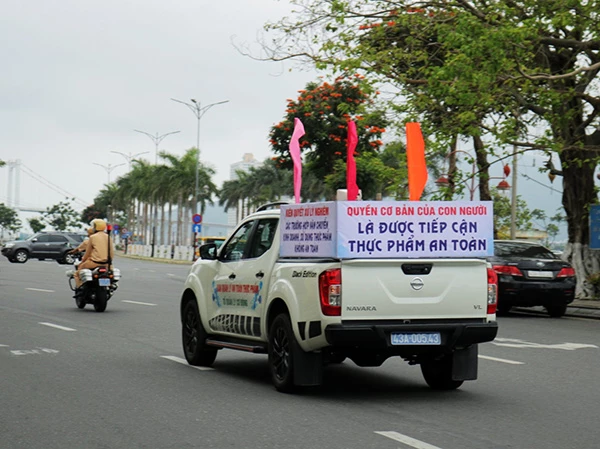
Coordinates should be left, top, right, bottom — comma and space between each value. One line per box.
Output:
74, 219, 115, 294
69, 227, 94, 255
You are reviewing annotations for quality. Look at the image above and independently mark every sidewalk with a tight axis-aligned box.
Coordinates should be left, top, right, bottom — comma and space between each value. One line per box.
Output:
566, 299, 600, 319
114, 250, 193, 265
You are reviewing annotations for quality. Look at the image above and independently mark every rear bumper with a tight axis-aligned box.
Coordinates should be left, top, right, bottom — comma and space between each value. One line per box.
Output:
325, 320, 498, 351
498, 279, 575, 306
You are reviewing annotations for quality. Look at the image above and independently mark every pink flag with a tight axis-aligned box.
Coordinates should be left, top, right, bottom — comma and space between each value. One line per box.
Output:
346, 120, 359, 201
289, 118, 305, 203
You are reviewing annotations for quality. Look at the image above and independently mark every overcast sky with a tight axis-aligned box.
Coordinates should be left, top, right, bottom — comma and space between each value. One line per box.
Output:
0, 0, 568, 240
0, 0, 316, 211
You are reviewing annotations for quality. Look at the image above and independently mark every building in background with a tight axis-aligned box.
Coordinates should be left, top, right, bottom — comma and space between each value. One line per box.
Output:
227, 153, 262, 228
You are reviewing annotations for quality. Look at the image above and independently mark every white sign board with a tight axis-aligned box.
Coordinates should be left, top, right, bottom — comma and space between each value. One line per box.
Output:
280, 201, 494, 259
280, 202, 337, 257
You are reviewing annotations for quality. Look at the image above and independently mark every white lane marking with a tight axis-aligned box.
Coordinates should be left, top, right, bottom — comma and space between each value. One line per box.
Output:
161, 355, 214, 371
493, 338, 598, 351
0, 344, 9, 347
11, 348, 60, 356
167, 273, 176, 277
478, 355, 524, 365
376, 431, 443, 449
26, 288, 55, 293
122, 300, 157, 306
39, 322, 77, 332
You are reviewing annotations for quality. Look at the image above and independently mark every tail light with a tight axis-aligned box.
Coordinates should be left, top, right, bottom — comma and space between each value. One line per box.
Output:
493, 265, 524, 277
487, 267, 498, 315
319, 268, 341, 316
557, 267, 575, 278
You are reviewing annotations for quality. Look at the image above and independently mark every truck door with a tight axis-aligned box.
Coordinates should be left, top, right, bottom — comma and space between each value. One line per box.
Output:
210, 218, 278, 338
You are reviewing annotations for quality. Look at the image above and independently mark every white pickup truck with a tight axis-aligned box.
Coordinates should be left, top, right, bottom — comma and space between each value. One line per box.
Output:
180, 201, 498, 392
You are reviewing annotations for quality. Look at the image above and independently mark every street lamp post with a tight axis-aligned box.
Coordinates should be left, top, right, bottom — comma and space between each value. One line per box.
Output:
171, 97, 229, 260
110, 150, 150, 171
133, 130, 180, 164
171, 98, 229, 214
93, 162, 125, 185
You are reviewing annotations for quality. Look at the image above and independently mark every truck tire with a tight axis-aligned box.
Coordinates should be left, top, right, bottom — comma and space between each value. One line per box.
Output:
268, 313, 296, 393
420, 356, 464, 391
182, 300, 217, 366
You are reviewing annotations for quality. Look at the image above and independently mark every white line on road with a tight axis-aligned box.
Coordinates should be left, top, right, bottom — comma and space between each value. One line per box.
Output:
478, 355, 524, 365
0, 344, 9, 347
39, 322, 77, 332
26, 288, 55, 293
122, 300, 157, 306
161, 355, 214, 371
376, 431, 443, 449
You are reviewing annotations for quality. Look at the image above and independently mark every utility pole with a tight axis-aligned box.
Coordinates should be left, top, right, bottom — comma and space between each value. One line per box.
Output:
510, 111, 520, 240
133, 130, 180, 164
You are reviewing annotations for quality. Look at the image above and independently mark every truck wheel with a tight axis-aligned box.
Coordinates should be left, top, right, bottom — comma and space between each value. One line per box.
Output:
545, 303, 567, 318
14, 250, 28, 263
420, 356, 464, 391
94, 289, 108, 312
182, 300, 217, 366
268, 314, 296, 393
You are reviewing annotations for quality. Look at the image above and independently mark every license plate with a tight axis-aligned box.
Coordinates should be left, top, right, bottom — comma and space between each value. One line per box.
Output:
98, 278, 111, 287
391, 332, 441, 346
528, 270, 553, 278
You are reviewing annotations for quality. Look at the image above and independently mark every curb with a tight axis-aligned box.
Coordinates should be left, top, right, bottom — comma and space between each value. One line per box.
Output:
115, 252, 193, 265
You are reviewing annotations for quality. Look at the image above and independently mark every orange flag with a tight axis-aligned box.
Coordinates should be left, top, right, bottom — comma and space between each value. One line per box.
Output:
406, 122, 428, 201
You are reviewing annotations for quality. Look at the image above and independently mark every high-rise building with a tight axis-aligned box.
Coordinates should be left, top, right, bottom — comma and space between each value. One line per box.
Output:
227, 153, 262, 227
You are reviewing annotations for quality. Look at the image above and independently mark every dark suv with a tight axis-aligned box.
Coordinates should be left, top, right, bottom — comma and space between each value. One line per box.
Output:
1, 232, 83, 264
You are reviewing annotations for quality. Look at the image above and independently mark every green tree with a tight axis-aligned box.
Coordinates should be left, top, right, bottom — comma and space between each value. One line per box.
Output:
269, 76, 388, 182
28, 218, 45, 233
42, 199, 81, 231
264, 1, 600, 296
0, 203, 21, 234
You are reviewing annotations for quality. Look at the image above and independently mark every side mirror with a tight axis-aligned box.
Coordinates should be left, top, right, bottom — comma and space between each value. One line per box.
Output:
199, 243, 217, 260
32, 238, 38, 242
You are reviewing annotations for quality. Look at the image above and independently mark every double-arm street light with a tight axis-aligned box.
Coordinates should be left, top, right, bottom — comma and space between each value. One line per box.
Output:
171, 98, 229, 215
93, 162, 125, 184
110, 150, 150, 171
133, 130, 180, 164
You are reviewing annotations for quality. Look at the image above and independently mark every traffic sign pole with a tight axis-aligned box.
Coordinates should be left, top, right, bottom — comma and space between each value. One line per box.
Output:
192, 214, 203, 261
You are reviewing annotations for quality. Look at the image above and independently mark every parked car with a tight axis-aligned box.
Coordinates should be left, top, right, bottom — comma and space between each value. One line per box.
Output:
1, 232, 81, 264
487, 240, 576, 317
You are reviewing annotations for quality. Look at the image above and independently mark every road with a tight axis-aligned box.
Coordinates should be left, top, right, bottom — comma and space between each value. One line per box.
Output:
1, 255, 599, 449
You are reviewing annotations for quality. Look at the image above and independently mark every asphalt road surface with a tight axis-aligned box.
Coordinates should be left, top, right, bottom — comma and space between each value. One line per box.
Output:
1, 255, 599, 449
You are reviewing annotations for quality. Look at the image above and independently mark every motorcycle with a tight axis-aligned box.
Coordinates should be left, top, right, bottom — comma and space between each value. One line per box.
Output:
66, 252, 121, 312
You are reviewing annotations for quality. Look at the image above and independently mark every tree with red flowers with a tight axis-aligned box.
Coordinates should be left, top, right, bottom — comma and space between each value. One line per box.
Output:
269, 75, 388, 181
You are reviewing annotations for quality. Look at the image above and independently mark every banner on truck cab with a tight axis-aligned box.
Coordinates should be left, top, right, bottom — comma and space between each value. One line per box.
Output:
280, 201, 494, 259
280, 202, 337, 257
